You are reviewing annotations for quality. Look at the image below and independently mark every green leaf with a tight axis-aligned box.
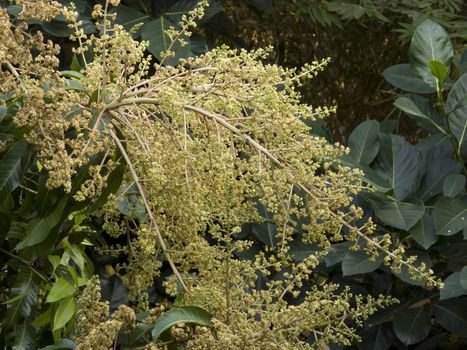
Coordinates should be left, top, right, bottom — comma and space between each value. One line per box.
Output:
429, 60, 449, 83
446, 73, 467, 152
393, 308, 430, 345
141, 17, 192, 66
342, 249, 383, 276
16, 197, 67, 249
382, 64, 435, 94
243, 0, 272, 13
13, 321, 35, 350
410, 213, 438, 249
443, 174, 466, 197
110, 5, 149, 32
4, 270, 39, 329
409, 19, 454, 87
460, 266, 467, 289
324, 241, 352, 267
152, 306, 212, 341
358, 324, 395, 350
433, 197, 467, 236
434, 298, 467, 337
46, 277, 75, 303
289, 238, 320, 262
347, 120, 380, 165
378, 133, 420, 201
0, 140, 27, 205
393, 96, 446, 134
53, 296, 76, 331
39, 339, 76, 350
31, 307, 51, 328
373, 199, 425, 231
418, 159, 461, 200
393, 251, 431, 286
440, 272, 467, 300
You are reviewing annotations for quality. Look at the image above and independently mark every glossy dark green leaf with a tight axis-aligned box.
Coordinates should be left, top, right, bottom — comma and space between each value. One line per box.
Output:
4, 270, 39, 329
440, 272, 467, 300
443, 174, 466, 197
393, 308, 430, 345
342, 249, 383, 276
418, 158, 461, 200
409, 19, 453, 87
446, 73, 467, 151
378, 133, 420, 201
0, 140, 27, 205
15, 197, 67, 249
433, 197, 467, 236
393, 251, 431, 286
410, 213, 438, 249
460, 266, 467, 289
46, 277, 75, 303
152, 306, 212, 341
382, 64, 435, 94
347, 120, 380, 165
434, 298, 467, 337
393, 96, 446, 134
373, 199, 425, 231
53, 296, 76, 331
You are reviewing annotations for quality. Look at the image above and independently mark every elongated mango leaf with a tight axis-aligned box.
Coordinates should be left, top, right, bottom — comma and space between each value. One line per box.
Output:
53, 296, 76, 331
446, 73, 467, 152
46, 277, 75, 303
373, 199, 425, 231
393, 308, 430, 345
347, 120, 380, 165
16, 196, 67, 249
409, 19, 454, 87
410, 213, 438, 249
4, 270, 39, 330
342, 249, 383, 275
378, 133, 420, 201
394, 96, 446, 134
440, 272, 467, 300
13, 321, 35, 350
434, 197, 467, 235
443, 174, 466, 197
382, 64, 436, 94
0, 140, 27, 204
152, 305, 212, 341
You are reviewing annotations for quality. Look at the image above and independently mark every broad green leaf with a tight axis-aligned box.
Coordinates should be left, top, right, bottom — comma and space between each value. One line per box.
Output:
347, 120, 380, 165
39, 339, 76, 350
393, 308, 430, 345
48, 255, 61, 271
289, 238, 320, 262
53, 296, 76, 331
433, 197, 467, 235
393, 251, 431, 286
31, 307, 51, 328
434, 299, 467, 337
152, 306, 212, 341
410, 213, 438, 249
409, 19, 454, 87
446, 73, 467, 151
460, 266, 467, 289
110, 5, 149, 32
46, 277, 75, 303
13, 321, 35, 350
443, 174, 466, 197
440, 272, 467, 300
382, 64, 435, 94
429, 60, 449, 83
393, 96, 446, 134
4, 270, 39, 329
342, 249, 383, 276
324, 241, 352, 267
16, 197, 67, 249
358, 324, 395, 350
418, 158, 461, 200
378, 133, 420, 201
0, 141, 27, 204
141, 17, 192, 66
374, 199, 425, 231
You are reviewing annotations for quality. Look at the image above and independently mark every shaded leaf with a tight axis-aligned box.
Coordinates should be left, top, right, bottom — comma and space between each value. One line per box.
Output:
446, 73, 467, 151
373, 199, 425, 231
460, 266, 467, 289
0, 140, 28, 205
433, 197, 467, 235
443, 174, 465, 197
39, 339, 76, 350
434, 298, 467, 337
393, 308, 430, 345
382, 64, 435, 94
440, 272, 467, 300
342, 249, 383, 276
13, 322, 35, 350
393, 251, 431, 286
357, 323, 394, 350
409, 19, 454, 87
347, 120, 380, 165
152, 306, 212, 341
100, 275, 128, 312
410, 213, 438, 249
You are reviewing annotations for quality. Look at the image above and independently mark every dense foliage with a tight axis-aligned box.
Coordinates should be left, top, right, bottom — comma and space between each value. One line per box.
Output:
0, 1, 465, 350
